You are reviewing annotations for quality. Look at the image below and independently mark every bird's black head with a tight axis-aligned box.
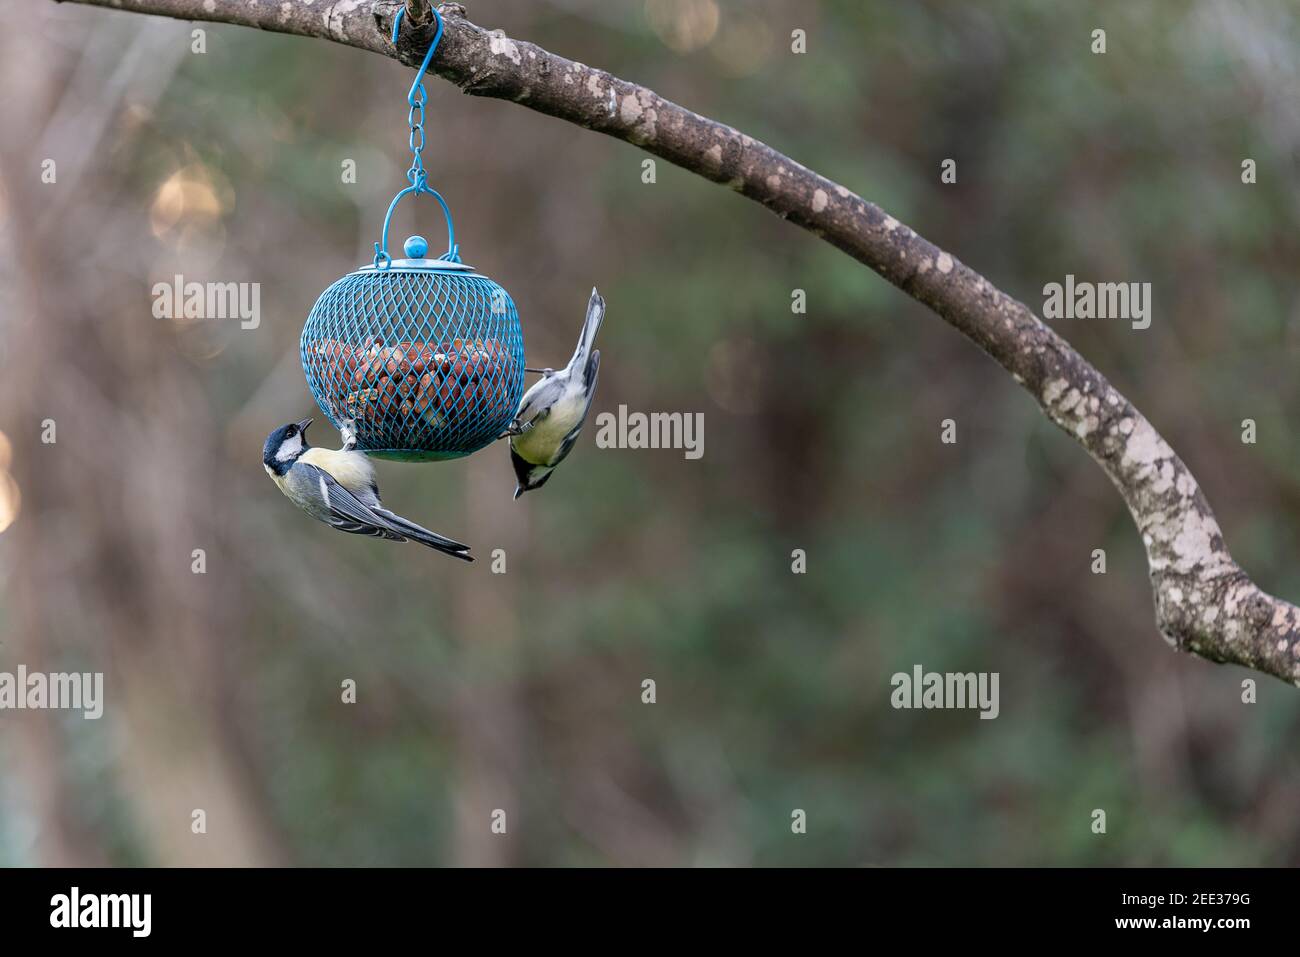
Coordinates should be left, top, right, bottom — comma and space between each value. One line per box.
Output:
510, 446, 555, 499
263, 418, 313, 476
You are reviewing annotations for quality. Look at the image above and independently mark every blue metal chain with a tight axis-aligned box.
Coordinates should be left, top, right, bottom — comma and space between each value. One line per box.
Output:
407, 88, 427, 189
376, 5, 460, 267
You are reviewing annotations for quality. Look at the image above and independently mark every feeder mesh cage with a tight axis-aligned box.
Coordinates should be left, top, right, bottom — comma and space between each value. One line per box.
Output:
301, 266, 525, 461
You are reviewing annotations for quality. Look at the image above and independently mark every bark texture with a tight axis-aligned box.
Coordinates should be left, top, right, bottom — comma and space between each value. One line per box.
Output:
53, 0, 1300, 686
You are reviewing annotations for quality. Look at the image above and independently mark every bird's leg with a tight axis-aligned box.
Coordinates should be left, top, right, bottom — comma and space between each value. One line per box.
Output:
339, 418, 359, 451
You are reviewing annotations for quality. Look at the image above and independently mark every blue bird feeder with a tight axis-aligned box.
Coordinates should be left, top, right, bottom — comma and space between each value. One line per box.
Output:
300, 6, 525, 462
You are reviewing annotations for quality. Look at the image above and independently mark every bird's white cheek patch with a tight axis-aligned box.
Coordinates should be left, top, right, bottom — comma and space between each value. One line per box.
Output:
275, 434, 303, 462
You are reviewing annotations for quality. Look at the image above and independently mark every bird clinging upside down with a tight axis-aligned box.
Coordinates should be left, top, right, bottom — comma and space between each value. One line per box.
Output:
263, 417, 473, 561
506, 288, 605, 499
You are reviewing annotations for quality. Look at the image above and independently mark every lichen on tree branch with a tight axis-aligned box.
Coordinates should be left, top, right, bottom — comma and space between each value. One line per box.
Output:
53, 0, 1300, 685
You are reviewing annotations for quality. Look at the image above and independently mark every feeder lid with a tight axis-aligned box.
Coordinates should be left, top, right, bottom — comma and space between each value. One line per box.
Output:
359, 234, 478, 274
359, 259, 476, 273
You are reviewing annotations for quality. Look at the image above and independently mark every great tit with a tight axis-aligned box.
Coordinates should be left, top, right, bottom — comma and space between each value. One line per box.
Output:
507, 288, 605, 498
263, 418, 473, 561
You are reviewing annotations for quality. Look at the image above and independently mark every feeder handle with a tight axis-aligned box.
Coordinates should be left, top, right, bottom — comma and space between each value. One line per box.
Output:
375, 4, 459, 268
375, 182, 457, 266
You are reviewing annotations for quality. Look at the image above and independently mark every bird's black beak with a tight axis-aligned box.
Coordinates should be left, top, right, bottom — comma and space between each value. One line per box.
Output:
295, 417, 314, 432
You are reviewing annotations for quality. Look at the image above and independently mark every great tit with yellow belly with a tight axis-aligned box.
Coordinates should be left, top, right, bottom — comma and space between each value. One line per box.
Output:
263, 418, 473, 561
507, 288, 605, 498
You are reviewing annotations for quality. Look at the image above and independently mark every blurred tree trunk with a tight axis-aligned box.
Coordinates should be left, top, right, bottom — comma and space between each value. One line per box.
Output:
0, 14, 286, 866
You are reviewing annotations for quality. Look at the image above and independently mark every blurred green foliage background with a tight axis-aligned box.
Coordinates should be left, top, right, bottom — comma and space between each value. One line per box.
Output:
0, 0, 1298, 866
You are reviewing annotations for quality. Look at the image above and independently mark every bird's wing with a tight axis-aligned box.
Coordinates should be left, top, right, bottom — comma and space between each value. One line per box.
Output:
297, 464, 407, 542
551, 352, 601, 462
511, 376, 567, 429
548, 375, 602, 468
550, 422, 586, 468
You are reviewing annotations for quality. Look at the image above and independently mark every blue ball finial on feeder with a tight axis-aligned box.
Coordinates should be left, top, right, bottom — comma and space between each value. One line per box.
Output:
404, 235, 429, 259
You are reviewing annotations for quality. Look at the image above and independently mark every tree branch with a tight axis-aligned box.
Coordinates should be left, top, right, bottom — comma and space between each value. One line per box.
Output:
54, 0, 1300, 686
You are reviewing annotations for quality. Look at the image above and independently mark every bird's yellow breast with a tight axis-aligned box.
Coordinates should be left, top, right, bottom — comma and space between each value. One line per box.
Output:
298, 447, 375, 493
514, 395, 585, 465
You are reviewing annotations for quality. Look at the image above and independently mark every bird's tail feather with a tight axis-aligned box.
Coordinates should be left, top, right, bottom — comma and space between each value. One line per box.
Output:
372, 507, 474, 562
569, 287, 605, 370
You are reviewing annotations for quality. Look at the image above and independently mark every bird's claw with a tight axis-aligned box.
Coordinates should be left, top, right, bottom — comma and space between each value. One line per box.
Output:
500, 419, 537, 440
340, 418, 359, 451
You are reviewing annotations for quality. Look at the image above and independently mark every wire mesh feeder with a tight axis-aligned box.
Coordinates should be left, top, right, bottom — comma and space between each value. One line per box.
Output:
301, 239, 524, 462
299, 6, 525, 462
